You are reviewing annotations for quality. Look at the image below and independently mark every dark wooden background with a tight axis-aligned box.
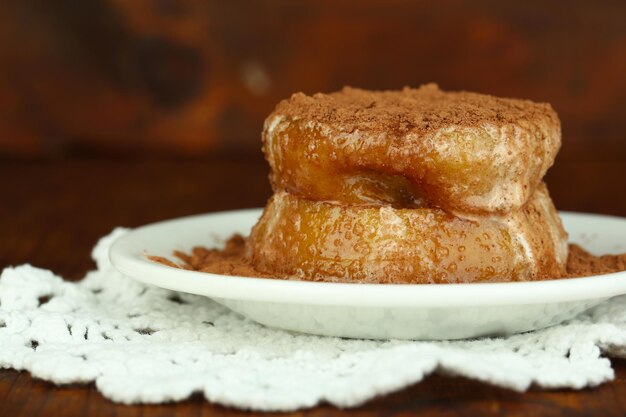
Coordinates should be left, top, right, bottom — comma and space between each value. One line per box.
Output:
1, 0, 626, 161
2, 1, 626, 416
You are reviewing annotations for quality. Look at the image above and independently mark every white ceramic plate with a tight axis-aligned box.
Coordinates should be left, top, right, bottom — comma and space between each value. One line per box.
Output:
109, 210, 626, 340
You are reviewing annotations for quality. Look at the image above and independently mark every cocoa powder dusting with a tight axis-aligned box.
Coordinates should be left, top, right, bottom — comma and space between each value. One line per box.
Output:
271, 84, 560, 137
564, 244, 626, 278
149, 237, 626, 281
150, 234, 274, 278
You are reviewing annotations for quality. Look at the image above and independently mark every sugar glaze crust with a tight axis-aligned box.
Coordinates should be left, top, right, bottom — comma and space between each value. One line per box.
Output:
247, 183, 568, 284
264, 84, 561, 215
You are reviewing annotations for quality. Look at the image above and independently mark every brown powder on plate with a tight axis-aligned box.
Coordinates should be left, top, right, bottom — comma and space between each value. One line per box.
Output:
149, 234, 274, 279
564, 244, 626, 278
149, 236, 626, 281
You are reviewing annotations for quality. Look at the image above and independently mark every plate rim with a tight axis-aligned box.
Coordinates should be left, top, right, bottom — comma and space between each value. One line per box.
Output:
109, 209, 626, 308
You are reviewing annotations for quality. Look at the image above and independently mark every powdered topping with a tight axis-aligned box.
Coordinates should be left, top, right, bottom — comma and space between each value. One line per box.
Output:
272, 84, 560, 136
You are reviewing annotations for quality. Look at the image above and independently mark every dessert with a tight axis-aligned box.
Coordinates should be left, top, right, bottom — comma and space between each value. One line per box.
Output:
152, 85, 626, 283
247, 84, 567, 283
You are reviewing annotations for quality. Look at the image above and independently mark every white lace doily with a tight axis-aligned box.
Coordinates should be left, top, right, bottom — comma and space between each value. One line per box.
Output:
2, 229, 626, 411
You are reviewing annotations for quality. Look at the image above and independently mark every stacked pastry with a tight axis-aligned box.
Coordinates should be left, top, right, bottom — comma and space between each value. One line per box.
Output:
247, 84, 568, 283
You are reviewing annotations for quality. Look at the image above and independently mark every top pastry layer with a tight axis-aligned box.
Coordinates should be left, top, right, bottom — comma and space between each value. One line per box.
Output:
264, 84, 561, 215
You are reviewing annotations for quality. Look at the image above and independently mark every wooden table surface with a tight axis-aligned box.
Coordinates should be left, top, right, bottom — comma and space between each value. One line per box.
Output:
1, 157, 626, 417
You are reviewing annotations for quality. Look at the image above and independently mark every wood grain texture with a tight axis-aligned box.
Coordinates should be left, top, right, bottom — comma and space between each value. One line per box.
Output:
1, 0, 625, 158
1, 158, 625, 416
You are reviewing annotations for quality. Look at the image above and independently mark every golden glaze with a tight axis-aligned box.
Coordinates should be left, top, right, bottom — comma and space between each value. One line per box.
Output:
247, 184, 567, 283
264, 92, 561, 215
